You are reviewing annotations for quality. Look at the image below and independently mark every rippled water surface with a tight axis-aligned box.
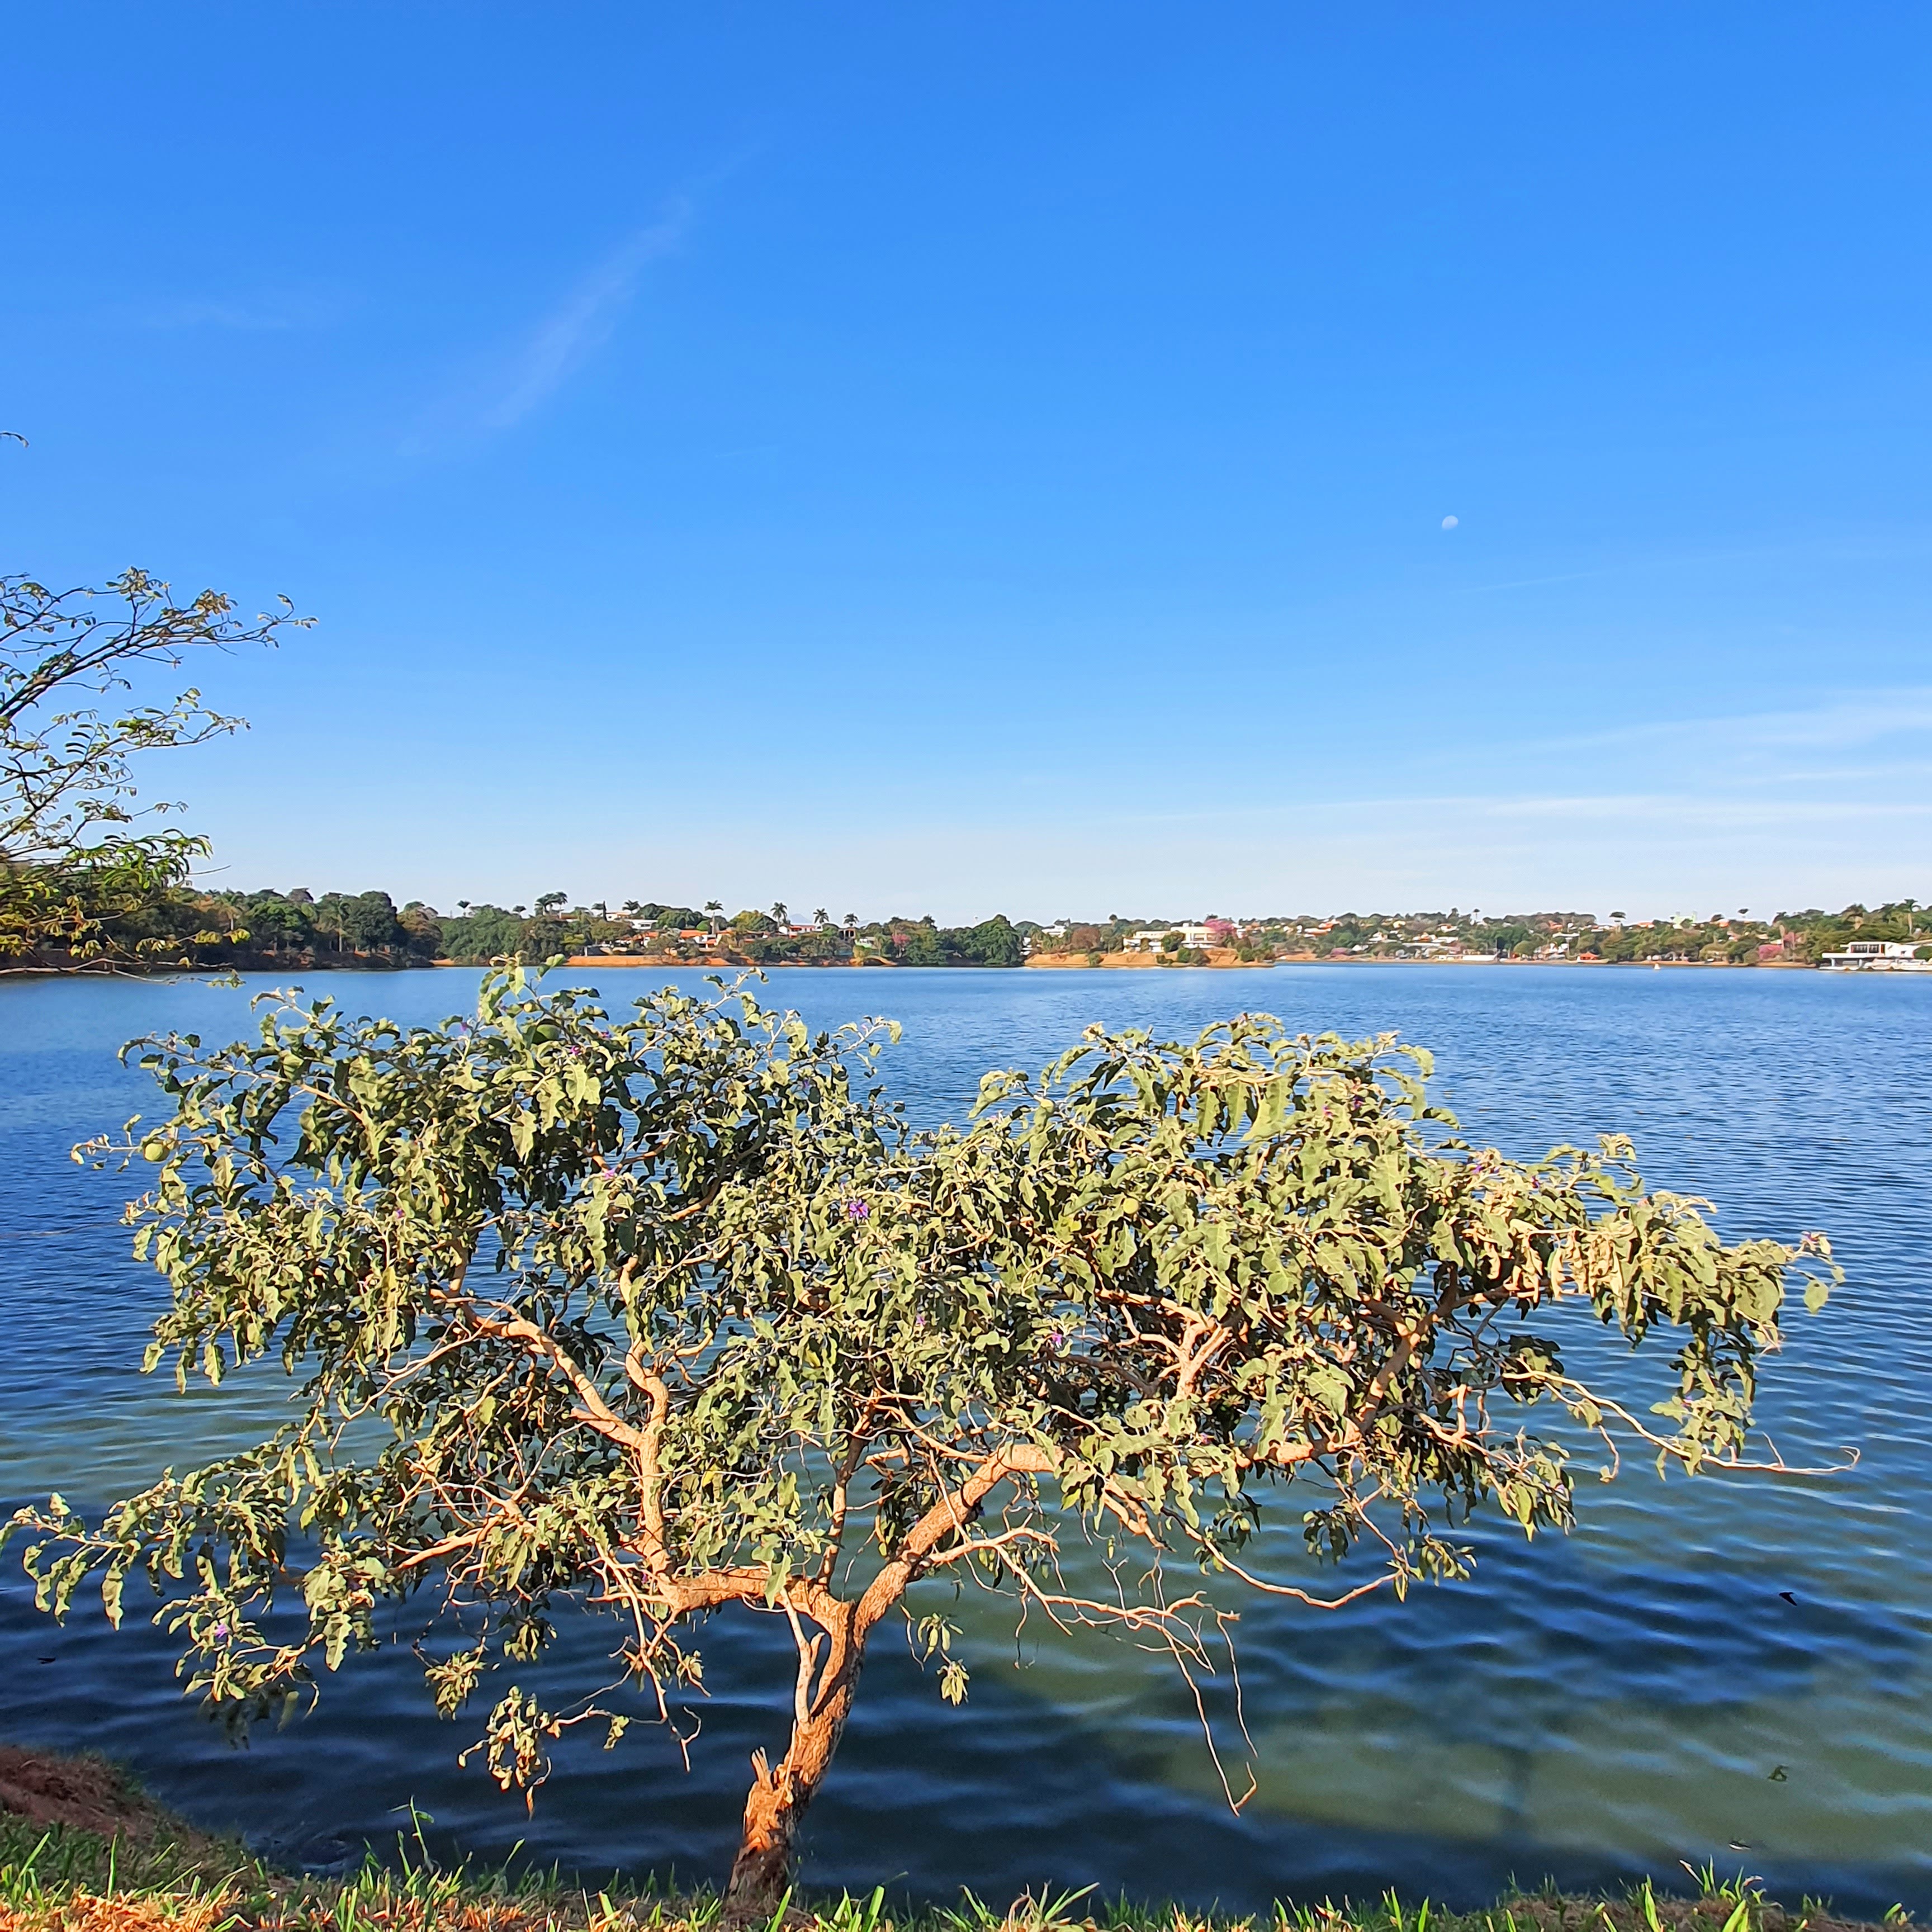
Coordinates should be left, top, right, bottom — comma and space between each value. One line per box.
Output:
2, 965, 1928, 1911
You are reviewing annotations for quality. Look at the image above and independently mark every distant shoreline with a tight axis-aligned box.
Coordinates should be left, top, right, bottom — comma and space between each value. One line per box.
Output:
460, 950, 1843, 973
220, 951, 1834, 975
1022, 949, 1824, 972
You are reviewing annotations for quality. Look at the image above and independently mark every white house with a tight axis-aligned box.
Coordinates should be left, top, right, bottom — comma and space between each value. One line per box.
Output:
1821, 940, 1931, 972
1125, 925, 1221, 953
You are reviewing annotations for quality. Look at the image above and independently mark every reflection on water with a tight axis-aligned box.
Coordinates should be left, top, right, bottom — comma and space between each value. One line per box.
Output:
3, 965, 1929, 1912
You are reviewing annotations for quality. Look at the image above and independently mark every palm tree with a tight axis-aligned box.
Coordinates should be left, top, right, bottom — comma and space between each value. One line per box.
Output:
705, 900, 723, 940
770, 901, 788, 929
813, 908, 828, 929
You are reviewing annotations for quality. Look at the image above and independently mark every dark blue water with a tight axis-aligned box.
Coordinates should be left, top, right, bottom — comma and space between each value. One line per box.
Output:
3, 965, 1928, 1912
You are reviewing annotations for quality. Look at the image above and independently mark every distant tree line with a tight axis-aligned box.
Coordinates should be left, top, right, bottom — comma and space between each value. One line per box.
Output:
1576, 903, 1926, 964
15, 887, 1924, 975
13, 892, 1031, 972
458, 901, 1027, 969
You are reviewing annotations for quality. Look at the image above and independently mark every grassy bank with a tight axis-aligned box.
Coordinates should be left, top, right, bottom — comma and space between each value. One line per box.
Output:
0, 1751, 1907, 1932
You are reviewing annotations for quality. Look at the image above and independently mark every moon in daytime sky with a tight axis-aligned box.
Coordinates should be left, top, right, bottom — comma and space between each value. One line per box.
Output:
1441, 514, 1459, 529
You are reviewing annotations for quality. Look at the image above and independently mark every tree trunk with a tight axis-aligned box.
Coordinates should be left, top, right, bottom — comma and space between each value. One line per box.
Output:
723, 1658, 860, 1915
718, 1449, 1049, 1916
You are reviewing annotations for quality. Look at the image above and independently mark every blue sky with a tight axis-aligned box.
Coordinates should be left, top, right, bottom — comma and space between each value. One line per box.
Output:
6, 3, 1929, 920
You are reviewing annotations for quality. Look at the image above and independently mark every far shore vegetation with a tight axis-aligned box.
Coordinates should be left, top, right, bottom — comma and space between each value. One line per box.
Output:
6, 886, 1926, 976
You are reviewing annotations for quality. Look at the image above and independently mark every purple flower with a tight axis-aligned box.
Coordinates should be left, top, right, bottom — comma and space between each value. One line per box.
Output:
211, 1621, 229, 1642
845, 1199, 869, 1221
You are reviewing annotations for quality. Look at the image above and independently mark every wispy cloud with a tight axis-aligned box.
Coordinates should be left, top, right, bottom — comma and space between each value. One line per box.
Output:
1546, 688, 1932, 760
470, 205, 690, 434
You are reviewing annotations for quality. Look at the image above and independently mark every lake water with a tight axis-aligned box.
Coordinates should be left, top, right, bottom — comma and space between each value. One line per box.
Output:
2, 964, 1929, 1914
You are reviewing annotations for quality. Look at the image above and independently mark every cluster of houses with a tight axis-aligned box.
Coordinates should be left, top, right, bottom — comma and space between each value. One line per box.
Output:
1026, 919, 1257, 954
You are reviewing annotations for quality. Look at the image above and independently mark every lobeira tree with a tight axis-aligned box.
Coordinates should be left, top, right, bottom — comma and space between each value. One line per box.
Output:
8, 972, 1837, 1910
1, 565, 309, 971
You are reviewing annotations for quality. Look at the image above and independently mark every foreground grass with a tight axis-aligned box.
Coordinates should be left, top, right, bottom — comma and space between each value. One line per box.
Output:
0, 1797, 1910, 1932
